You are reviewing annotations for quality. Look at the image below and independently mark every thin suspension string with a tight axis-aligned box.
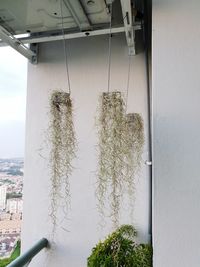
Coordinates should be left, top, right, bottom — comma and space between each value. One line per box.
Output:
121, 11, 132, 112
107, 2, 113, 93
125, 54, 132, 112
60, 0, 71, 95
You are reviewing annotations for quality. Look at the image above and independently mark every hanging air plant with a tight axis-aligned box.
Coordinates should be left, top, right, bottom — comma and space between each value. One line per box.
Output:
124, 113, 145, 220
125, 113, 144, 177
97, 92, 145, 228
97, 91, 127, 228
49, 90, 76, 236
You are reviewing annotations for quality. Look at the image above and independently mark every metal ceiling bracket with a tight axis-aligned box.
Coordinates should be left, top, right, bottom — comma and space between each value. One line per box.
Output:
8, 23, 141, 45
128, 45, 135, 56
120, 0, 136, 55
0, 25, 37, 62
30, 43, 38, 64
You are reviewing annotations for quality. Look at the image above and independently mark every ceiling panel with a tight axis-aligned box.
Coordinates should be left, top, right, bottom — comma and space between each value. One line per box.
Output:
0, 0, 110, 34
0, 0, 141, 62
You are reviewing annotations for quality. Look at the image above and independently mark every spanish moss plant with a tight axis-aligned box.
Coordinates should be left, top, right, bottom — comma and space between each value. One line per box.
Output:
97, 92, 145, 228
97, 92, 127, 228
126, 113, 144, 175
49, 90, 76, 236
125, 113, 145, 220
87, 224, 152, 267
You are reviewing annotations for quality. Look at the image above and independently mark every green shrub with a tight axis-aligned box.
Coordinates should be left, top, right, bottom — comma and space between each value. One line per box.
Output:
87, 225, 152, 267
0, 241, 20, 267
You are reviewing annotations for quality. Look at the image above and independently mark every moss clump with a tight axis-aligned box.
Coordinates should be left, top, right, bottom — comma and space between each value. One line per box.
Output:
49, 90, 77, 236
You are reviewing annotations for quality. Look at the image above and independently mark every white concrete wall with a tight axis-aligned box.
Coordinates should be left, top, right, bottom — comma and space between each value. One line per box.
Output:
152, 0, 200, 266
22, 34, 150, 267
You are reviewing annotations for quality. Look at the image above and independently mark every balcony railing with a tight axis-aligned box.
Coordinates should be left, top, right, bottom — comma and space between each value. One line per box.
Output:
7, 238, 48, 267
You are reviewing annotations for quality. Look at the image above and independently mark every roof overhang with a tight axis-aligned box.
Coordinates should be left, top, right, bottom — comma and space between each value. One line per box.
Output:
0, 0, 142, 63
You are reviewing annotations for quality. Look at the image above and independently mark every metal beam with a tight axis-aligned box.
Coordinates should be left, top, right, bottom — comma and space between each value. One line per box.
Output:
120, 0, 135, 55
63, 0, 91, 31
0, 25, 36, 62
8, 23, 141, 45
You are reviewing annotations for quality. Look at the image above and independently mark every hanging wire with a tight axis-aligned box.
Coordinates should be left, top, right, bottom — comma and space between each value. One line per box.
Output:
125, 54, 132, 112
60, 0, 71, 95
107, 2, 113, 93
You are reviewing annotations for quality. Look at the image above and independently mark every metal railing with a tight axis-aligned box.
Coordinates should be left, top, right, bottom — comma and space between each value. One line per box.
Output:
7, 238, 48, 267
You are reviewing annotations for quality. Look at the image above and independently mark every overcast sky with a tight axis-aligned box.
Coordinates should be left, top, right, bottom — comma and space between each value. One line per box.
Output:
0, 47, 27, 158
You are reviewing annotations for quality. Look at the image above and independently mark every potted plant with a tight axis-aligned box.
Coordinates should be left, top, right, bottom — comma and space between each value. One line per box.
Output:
87, 225, 152, 267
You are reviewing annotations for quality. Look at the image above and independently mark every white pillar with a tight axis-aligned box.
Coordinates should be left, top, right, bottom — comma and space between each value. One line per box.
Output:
152, 0, 200, 266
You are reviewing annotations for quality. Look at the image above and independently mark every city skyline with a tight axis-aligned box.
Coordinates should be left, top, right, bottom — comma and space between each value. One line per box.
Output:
0, 158, 23, 259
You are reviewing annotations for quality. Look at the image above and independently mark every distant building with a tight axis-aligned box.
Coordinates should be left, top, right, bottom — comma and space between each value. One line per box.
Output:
0, 220, 21, 235
0, 185, 7, 210
6, 199, 23, 214
0, 212, 11, 221
11, 213, 22, 221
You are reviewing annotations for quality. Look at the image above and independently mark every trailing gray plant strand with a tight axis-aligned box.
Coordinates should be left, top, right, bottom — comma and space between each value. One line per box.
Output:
124, 113, 145, 220
97, 92, 127, 228
49, 90, 76, 236
125, 113, 144, 177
